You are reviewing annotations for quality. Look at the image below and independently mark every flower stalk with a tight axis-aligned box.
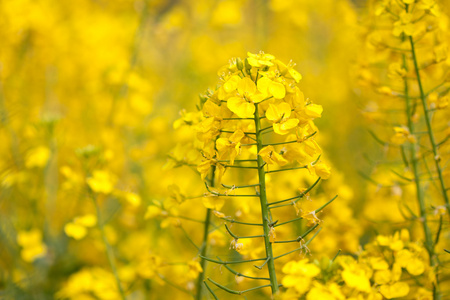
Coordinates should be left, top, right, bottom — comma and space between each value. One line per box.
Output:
254, 102, 279, 294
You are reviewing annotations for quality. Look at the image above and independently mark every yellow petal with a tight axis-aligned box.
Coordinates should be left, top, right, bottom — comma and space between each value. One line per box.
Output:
313, 162, 331, 179
269, 81, 286, 99
124, 192, 142, 207
257, 76, 271, 95
289, 69, 302, 83
279, 102, 292, 118
250, 93, 267, 103
304, 104, 323, 118
17, 229, 43, 247
273, 123, 287, 135
229, 130, 245, 143
380, 282, 409, 299
215, 138, 229, 152
227, 97, 255, 118
280, 119, 299, 131
64, 222, 88, 240
266, 104, 279, 122
342, 268, 371, 292
74, 214, 97, 227
237, 77, 256, 95
25, 146, 51, 168
86, 170, 115, 194
374, 269, 392, 285
223, 75, 240, 93
145, 206, 162, 219
202, 196, 225, 211
406, 258, 425, 276
21, 244, 47, 262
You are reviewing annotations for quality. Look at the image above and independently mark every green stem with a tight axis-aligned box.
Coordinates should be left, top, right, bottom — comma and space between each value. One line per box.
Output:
409, 36, 450, 219
402, 47, 439, 299
254, 103, 279, 295
208, 278, 272, 295
91, 192, 126, 300
196, 165, 216, 300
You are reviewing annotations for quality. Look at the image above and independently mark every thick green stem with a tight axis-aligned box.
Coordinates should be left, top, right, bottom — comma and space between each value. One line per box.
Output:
409, 36, 450, 220
196, 165, 216, 300
254, 103, 279, 295
402, 50, 439, 299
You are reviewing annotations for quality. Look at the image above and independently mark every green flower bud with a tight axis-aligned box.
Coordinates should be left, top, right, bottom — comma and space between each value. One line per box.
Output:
244, 58, 252, 72
236, 57, 244, 70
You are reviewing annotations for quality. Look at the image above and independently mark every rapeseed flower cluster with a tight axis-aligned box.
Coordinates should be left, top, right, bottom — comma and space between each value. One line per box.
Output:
1, 0, 449, 299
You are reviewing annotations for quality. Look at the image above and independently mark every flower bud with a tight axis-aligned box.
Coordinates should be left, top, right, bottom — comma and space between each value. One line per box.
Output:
236, 57, 244, 70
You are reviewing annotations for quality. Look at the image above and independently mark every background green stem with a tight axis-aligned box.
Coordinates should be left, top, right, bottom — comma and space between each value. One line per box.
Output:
406, 37, 442, 299
195, 165, 216, 300
409, 37, 449, 220
91, 192, 126, 300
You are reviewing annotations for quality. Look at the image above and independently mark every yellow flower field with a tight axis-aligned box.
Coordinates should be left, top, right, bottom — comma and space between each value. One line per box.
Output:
0, 0, 449, 299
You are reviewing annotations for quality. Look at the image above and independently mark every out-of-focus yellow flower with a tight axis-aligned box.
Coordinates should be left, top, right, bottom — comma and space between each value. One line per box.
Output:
202, 196, 225, 211
306, 282, 345, 300
393, 11, 415, 36
25, 146, 50, 168
340, 257, 372, 293
282, 259, 320, 295
310, 161, 331, 179
395, 249, 425, 276
390, 126, 416, 145
230, 238, 244, 252
428, 92, 448, 109
210, 0, 242, 27
301, 210, 321, 226
377, 231, 404, 251
17, 229, 47, 262
124, 192, 141, 207
187, 261, 203, 280
87, 170, 116, 194
56, 267, 123, 299
65, 214, 97, 240
379, 282, 410, 299
387, 63, 407, 81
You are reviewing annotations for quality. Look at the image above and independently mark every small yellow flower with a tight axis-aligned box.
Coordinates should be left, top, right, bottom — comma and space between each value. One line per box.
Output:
17, 229, 47, 262
258, 145, 288, 166
393, 11, 415, 36
257, 76, 286, 99
87, 170, 116, 194
390, 126, 415, 145
339, 257, 372, 293
311, 162, 331, 179
227, 77, 266, 118
275, 59, 302, 83
377, 231, 404, 251
25, 146, 51, 168
216, 130, 245, 164
247, 51, 275, 67
202, 195, 225, 211
230, 238, 244, 252
266, 103, 299, 135
379, 282, 410, 299
282, 259, 320, 295
65, 214, 97, 240
187, 261, 203, 280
